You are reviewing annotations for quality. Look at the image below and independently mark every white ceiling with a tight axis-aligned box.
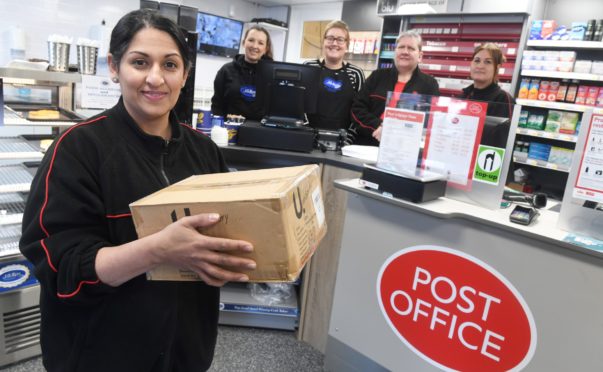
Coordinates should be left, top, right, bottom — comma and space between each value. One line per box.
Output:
249, 0, 360, 6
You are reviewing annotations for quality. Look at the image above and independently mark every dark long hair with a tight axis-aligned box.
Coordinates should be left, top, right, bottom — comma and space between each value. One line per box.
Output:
109, 9, 192, 71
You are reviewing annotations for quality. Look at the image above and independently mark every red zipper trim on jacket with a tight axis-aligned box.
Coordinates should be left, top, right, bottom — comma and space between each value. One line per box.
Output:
106, 213, 132, 219
369, 94, 386, 100
351, 110, 377, 131
39, 116, 107, 237
57, 279, 101, 298
38, 116, 106, 293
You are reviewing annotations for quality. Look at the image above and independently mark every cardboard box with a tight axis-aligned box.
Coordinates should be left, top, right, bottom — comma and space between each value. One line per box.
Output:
130, 165, 327, 282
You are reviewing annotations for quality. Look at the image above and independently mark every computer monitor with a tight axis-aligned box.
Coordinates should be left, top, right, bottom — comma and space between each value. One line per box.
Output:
257, 61, 320, 127
481, 115, 511, 148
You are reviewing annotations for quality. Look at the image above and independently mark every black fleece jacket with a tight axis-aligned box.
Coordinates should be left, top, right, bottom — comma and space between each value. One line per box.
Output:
460, 82, 515, 119
350, 66, 439, 146
211, 54, 272, 120
20, 99, 227, 372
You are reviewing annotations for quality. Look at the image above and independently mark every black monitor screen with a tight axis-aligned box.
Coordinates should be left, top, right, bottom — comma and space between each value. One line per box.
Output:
196, 12, 243, 58
481, 115, 511, 148
257, 60, 320, 119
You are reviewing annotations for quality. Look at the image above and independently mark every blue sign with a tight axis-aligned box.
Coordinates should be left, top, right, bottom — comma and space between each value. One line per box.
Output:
323, 77, 343, 93
240, 85, 256, 102
0, 259, 38, 293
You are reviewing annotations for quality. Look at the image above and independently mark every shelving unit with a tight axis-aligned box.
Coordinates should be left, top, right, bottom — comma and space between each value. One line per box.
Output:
376, 14, 526, 97
516, 98, 593, 112
516, 127, 578, 143
513, 152, 571, 172
512, 38, 603, 199
218, 283, 299, 330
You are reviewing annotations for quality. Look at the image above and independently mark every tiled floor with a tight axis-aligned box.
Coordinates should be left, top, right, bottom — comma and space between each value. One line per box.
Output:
0, 325, 326, 372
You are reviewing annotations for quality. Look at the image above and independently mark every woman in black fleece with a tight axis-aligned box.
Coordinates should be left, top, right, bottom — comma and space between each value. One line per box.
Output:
211, 25, 273, 121
460, 43, 515, 119
20, 10, 255, 372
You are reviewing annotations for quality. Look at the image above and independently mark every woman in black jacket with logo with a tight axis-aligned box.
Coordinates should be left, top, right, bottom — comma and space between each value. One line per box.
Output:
211, 25, 273, 121
460, 43, 514, 119
20, 10, 254, 372
350, 30, 439, 146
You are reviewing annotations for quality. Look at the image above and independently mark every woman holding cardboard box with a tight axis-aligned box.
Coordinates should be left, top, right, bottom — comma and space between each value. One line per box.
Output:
19, 9, 254, 372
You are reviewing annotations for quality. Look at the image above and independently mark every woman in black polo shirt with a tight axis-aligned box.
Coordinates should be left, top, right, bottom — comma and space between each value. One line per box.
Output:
305, 20, 365, 131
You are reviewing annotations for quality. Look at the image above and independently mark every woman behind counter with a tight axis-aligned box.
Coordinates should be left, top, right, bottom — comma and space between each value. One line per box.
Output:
211, 25, 274, 121
460, 42, 515, 119
20, 9, 254, 372
304, 20, 365, 131
350, 30, 439, 145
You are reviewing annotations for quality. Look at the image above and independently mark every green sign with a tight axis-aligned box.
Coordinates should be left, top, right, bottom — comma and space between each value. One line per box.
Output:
473, 145, 505, 185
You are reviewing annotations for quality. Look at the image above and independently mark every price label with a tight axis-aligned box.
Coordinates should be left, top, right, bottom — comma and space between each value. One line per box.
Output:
545, 163, 558, 170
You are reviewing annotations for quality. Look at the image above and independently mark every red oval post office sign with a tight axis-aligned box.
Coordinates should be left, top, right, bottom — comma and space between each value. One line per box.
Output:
377, 246, 537, 371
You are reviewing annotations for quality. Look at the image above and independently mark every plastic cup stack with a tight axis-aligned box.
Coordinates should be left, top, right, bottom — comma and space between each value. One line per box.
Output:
47, 34, 72, 72
76, 38, 100, 75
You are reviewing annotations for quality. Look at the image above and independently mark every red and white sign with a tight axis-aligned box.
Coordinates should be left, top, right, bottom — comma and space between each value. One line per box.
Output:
377, 246, 536, 371
422, 97, 486, 190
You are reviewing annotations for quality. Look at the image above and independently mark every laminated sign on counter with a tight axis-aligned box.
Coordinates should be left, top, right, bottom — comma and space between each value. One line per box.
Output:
130, 165, 327, 282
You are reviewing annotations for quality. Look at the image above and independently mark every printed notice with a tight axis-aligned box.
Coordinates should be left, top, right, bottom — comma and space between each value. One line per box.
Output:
80, 75, 121, 109
423, 111, 481, 186
377, 108, 426, 176
574, 114, 603, 203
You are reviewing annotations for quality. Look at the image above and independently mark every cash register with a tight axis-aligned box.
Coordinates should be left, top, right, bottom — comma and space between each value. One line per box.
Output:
237, 61, 320, 152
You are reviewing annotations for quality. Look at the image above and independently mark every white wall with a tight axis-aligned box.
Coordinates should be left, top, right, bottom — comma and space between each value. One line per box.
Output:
0, 0, 278, 91
543, 0, 603, 28
285, 2, 344, 63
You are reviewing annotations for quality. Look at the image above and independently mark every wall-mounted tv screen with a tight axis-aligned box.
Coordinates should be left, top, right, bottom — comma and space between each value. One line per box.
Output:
196, 12, 244, 58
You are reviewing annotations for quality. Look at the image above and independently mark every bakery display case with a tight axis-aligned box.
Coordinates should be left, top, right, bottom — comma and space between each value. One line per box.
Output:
1, 67, 83, 135
0, 68, 82, 367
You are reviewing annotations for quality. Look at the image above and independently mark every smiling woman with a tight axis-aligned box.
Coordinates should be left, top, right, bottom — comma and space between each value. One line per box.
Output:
109, 28, 188, 138
211, 25, 274, 121
19, 9, 255, 372
459, 43, 515, 118
304, 20, 365, 132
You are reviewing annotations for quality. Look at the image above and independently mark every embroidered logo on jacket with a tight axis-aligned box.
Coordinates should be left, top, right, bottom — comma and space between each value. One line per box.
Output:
323, 77, 343, 93
240, 85, 257, 101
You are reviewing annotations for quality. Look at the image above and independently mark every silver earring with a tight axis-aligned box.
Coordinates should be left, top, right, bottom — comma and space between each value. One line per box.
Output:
112, 77, 119, 83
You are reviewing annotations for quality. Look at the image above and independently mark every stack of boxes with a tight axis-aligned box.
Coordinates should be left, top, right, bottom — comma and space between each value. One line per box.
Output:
529, 19, 603, 41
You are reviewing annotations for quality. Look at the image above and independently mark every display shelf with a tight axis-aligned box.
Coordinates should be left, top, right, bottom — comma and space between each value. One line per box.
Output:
218, 283, 298, 330
516, 127, 578, 143
3, 106, 79, 128
374, 15, 526, 97
521, 69, 603, 82
0, 138, 43, 160
516, 98, 593, 112
513, 153, 570, 173
252, 21, 288, 32
0, 193, 27, 228
0, 165, 34, 193
527, 40, 603, 49
0, 68, 81, 84
0, 224, 22, 258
